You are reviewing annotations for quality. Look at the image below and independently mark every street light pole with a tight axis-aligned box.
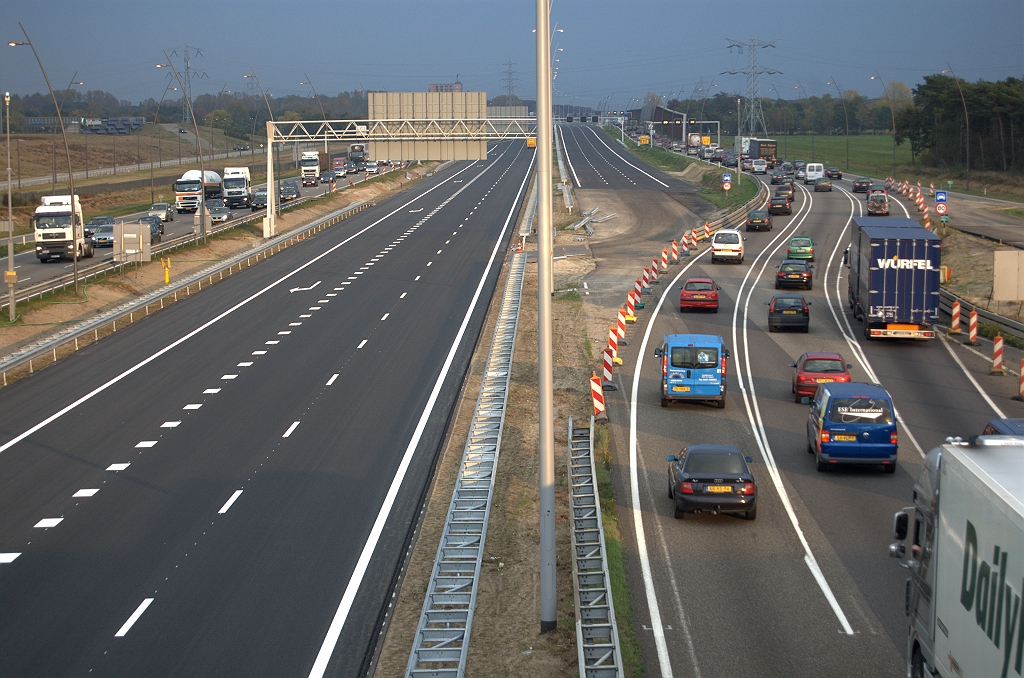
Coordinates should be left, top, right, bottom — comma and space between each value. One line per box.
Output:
828, 76, 850, 171
300, 74, 329, 155
535, 0, 556, 636
157, 52, 208, 245
244, 68, 279, 218
943, 64, 970, 192
5, 92, 14, 321
150, 80, 178, 205
872, 72, 898, 180
10, 23, 82, 295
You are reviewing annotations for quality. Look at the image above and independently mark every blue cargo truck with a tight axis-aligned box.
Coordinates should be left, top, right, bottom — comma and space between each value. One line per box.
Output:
845, 217, 941, 340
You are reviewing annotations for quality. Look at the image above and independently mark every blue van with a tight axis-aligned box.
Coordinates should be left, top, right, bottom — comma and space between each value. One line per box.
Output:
806, 382, 897, 473
654, 334, 730, 409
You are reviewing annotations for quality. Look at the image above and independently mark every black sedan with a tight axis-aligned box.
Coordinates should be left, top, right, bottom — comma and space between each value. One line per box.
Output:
826, 167, 843, 179
320, 170, 337, 184
140, 214, 163, 235
251, 190, 268, 211
774, 259, 813, 290
768, 196, 792, 215
280, 181, 301, 201
769, 172, 787, 185
852, 178, 873, 192
775, 184, 795, 201
766, 293, 811, 332
667, 445, 757, 520
745, 209, 772, 231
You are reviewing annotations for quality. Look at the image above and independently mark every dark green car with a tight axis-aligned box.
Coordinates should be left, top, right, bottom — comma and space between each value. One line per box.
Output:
814, 178, 833, 192
786, 236, 815, 261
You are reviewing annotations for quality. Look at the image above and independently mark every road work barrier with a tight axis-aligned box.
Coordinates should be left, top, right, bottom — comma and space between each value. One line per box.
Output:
602, 350, 616, 391
607, 328, 622, 365
649, 258, 659, 284
660, 249, 669, 272
948, 300, 961, 334
670, 240, 679, 263
991, 334, 1006, 375
967, 308, 979, 345
591, 373, 607, 421
616, 308, 628, 344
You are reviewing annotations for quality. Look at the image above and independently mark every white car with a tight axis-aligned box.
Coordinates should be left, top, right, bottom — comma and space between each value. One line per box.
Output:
752, 159, 767, 174
711, 228, 745, 264
365, 161, 380, 174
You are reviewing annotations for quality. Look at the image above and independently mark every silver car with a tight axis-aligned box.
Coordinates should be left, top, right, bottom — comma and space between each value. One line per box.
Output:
208, 206, 233, 223
148, 202, 174, 222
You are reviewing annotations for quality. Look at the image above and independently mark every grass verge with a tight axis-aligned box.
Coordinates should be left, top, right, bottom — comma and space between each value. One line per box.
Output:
594, 424, 643, 676
1004, 208, 1024, 219
978, 323, 1024, 350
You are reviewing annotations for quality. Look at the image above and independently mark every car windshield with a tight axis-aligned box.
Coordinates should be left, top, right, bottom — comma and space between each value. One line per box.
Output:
780, 263, 806, 272
669, 346, 719, 369
210, 207, 227, 214
773, 296, 804, 308
223, 178, 246, 189
749, 211, 768, 220
829, 397, 893, 424
685, 281, 714, 292
868, 194, 887, 202
88, 217, 112, 225
804, 359, 845, 373
791, 239, 812, 247
152, 203, 169, 210
175, 180, 202, 192
36, 214, 72, 228
817, 179, 829, 183
684, 452, 746, 475
714, 233, 739, 244
94, 225, 114, 234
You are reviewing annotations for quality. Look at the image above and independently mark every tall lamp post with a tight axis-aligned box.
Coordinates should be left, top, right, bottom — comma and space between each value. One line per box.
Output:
300, 74, 329, 156
10, 24, 82, 295
828, 76, 850, 170
871, 72, 898, 180
157, 53, 208, 245
150, 81, 178, 204
5, 92, 14, 320
244, 68, 280, 218
942, 65, 970, 191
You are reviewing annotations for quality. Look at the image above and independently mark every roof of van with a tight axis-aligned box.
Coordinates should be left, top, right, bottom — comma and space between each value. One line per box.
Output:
821, 382, 890, 398
663, 334, 725, 345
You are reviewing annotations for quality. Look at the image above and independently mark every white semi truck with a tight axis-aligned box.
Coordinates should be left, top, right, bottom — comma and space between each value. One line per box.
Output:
889, 436, 1023, 678
174, 170, 223, 213
300, 151, 327, 185
222, 167, 252, 208
32, 195, 94, 262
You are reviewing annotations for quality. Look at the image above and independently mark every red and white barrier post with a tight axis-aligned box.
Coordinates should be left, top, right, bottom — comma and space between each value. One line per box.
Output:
992, 334, 1006, 375
602, 351, 617, 391
670, 240, 680, 264
650, 258, 661, 283
616, 308, 628, 345
690, 228, 698, 248
641, 267, 652, 294
608, 328, 622, 365
948, 299, 961, 334
591, 372, 608, 420
634, 278, 646, 308
661, 248, 669, 272
1016, 360, 1024, 401
703, 221, 711, 240
966, 308, 979, 345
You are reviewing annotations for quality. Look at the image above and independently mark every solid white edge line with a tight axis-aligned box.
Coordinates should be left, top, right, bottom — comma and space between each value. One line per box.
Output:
557, 125, 582, 188
282, 421, 300, 438
307, 144, 535, 678
732, 183, 855, 636
218, 489, 244, 514
114, 598, 154, 637
0, 161, 485, 458
584, 125, 670, 188
938, 335, 1007, 418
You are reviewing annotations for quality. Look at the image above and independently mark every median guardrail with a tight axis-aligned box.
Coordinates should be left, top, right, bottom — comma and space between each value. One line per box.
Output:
938, 288, 1024, 342
0, 198, 373, 387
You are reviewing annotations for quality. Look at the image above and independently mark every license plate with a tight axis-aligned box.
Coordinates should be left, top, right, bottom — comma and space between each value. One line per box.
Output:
834, 434, 857, 441
693, 295, 706, 299
672, 386, 690, 392
706, 485, 732, 493
788, 275, 800, 278
816, 378, 834, 383
783, 310, 797, 315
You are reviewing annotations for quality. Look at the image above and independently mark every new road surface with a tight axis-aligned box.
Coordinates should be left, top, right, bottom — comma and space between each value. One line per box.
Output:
0, 141, 533, 677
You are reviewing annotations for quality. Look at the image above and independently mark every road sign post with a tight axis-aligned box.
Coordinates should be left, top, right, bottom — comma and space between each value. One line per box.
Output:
722, 173, 732, 197
935, 203, 948, 215
935, 190, 947, 203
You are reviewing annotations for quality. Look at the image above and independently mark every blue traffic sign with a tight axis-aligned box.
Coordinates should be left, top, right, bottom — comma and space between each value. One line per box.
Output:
722, 173, 732, 182
935, 191, 947, 203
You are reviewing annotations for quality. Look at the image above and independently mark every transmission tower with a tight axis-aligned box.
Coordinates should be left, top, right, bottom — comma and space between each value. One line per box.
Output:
721, 37, 780, 137
168, 46, 208, 124
502, 60, 519, 101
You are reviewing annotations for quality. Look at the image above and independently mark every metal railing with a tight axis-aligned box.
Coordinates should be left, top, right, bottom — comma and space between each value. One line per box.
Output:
569, 417, 624, 678
938, 289, 1024, 341
405, 252, 526, 678
0, 199, 373, 387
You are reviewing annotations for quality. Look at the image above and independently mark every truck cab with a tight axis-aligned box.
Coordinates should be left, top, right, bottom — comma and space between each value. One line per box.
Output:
222, 167, 252, 208
654, 334, 730, 409
32, 195, 94, 262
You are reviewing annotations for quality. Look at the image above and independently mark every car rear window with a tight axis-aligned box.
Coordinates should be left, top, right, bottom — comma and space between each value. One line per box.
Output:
828, 397, 893, 424
791, 239, 811, 247
803, 359, 844, 372
773, 297, 804, 308
749, 211, 768, 219
780, 263, 806, 272
714, 233, 739, 244
669, 346, 718, 369
684, 452, 746, 475
685, 281, 714, 291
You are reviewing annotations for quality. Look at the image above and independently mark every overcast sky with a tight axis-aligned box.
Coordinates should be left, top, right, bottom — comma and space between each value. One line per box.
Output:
1, 0, 1021, 111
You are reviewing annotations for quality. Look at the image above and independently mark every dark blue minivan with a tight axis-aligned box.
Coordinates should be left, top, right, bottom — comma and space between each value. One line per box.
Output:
806, 382, 897, 473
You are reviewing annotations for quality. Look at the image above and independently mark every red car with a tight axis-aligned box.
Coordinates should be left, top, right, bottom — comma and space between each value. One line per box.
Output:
679, 277, 720, 313
790, 352, 852, 402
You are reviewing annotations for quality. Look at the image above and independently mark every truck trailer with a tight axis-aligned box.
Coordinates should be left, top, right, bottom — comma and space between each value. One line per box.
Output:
845, 217, 940, 339
889, 436, 1024, 678
748, 139, 778, 168
32, 195, 94, 262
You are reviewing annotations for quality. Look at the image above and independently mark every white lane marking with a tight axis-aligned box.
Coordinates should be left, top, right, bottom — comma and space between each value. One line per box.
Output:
938, 335, 1007, 417
326, 374, 339, 386
326, 293, 337, 297
34, 518, 63, 528
317, 299, 330, 303
300, 314, 312, 318
557, 125, 582, 188
0, 159, 485, 461
436, 250, 443, 255
74, 489, 99, 497
218, 490, 244, 514
238, 362, 254, 367
222, 374, 238, 380
266, 341, 280, 345
381, 313, 389, 321
282, 421, 301, 438
414, 275, 421, 281
347, 276, 358, 280
582, 282, 588, 289
204, 388, 221, 394
135, 441, 157, 448
731, 184, 855, 636
0, 553, 21, 563
357, 340, 368, 349
114, 598, 154, 637
289, 323, 302, 327
584, 126, 669, 187
183, 404, 202, 410
427, 262, 432, 267
278, 331, 292, 335
160, 421, 181, 428
400, 292, 407, 299
445, 240, 450, 244
289, 281, 321, 293
309, 144, 533, 678
253, 350, 268, 355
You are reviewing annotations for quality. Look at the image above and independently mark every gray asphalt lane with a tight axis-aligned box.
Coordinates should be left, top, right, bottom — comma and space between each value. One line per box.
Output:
0, 142, 533, 676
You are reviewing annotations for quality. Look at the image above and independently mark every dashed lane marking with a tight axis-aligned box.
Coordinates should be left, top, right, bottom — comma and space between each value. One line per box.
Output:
282, 421, 301, 438
114, 598, 154, 637
218, 490, 244, 514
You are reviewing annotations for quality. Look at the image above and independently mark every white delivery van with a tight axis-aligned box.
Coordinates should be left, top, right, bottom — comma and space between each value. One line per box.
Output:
804, 163, 824, 184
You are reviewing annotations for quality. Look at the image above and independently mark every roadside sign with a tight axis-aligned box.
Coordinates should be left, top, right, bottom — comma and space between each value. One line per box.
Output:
722, 173, 732, 182
935, 191, 948, 203
701, 135, 711, 146
935, 203, 948, 215
941, 215, 949, 222
722, 181, 733, 191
